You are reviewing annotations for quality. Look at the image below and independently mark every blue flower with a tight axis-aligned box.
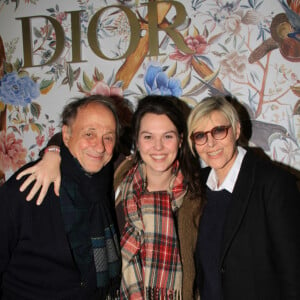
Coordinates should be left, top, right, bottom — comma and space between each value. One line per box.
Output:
144, 64, 182, 97
0, 72, 40, 106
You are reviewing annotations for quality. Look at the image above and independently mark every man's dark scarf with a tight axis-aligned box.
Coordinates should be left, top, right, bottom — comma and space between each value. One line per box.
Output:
59, 144, 121, 296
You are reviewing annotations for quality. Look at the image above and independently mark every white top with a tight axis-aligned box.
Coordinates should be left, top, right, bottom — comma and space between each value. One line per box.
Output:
206, 146, 247, 193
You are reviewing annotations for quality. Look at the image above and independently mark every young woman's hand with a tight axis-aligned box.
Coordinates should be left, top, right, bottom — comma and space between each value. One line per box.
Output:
16, 151, 62, 205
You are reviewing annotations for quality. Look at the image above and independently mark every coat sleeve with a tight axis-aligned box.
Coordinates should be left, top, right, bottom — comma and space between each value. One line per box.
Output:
0, 181, 19, 281
266, 168, 300, 299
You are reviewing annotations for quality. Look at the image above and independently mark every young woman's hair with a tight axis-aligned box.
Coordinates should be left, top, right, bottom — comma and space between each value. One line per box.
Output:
132, 95, 203, 199
187, 95, 241, 155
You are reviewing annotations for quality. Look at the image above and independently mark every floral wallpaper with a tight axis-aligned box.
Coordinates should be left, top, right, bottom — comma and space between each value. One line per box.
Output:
0, 0, 299, 184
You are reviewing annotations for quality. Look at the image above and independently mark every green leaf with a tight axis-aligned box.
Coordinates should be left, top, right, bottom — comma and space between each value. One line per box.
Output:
40, 79, 55, 94
30, 123, 43, 134
33, 27, 43, 39
73, 67, 81, 81
94, 68, 104, 81
40, 79, 54, 90
14, 0, 20, 11
82, 71, 94, 91
30, 102, 41, 119
67, 64, 74, 90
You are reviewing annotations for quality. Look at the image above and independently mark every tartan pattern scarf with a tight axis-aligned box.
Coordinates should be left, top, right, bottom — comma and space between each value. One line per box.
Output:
120, 160, 186, 299
59, 144, 121, 297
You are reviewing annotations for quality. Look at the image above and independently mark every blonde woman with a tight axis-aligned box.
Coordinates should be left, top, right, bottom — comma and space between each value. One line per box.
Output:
188, 96, 300, 300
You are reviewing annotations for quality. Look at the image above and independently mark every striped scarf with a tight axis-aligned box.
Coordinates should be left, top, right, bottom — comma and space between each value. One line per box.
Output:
120, 160, 186, 299
59, 144, 121, 298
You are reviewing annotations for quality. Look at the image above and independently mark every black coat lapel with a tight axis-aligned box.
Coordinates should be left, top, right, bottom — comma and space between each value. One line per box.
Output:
219, 151, 256, 266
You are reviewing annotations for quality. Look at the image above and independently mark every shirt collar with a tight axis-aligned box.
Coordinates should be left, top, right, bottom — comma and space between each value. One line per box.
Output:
206, 146, 246, 193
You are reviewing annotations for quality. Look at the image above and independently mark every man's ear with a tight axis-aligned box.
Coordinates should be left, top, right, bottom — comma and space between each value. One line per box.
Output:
62, 125, 71, 146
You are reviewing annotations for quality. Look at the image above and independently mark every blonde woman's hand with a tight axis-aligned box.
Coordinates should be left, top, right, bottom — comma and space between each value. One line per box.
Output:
16, 151, 62, 205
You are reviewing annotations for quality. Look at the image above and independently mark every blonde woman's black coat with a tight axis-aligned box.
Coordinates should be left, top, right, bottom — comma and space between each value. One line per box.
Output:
195, 149, 300, 300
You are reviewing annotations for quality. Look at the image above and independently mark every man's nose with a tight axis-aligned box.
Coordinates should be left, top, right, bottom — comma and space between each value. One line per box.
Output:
94, 137, 105, 152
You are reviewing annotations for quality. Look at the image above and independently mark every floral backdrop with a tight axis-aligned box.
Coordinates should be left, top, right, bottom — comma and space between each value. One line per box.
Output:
0, 0, 300, 184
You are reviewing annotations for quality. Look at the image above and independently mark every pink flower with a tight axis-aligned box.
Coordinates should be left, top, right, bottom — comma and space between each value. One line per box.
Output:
170, 35, 209, 64
36, 134, 45, 147
0, 131, 27, 172
56, 12, 67, 24
220, 50, 247, 80
48, 126, 55, 139
40, 24, 52, 35
223, 14, 242, 35
90, 81, 123, 97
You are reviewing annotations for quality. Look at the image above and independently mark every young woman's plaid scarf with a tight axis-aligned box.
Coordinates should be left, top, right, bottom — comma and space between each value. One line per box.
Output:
120, 160, 186, 299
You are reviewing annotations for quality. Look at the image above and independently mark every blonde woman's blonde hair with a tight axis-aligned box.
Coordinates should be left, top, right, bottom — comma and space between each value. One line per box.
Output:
187, 96, 241, 156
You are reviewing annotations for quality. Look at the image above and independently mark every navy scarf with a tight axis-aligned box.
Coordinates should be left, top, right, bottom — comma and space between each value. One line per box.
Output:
59, 144, 121, 297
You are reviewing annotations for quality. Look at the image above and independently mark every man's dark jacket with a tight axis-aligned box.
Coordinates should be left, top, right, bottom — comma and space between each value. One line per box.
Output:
0, 159, 114, 300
